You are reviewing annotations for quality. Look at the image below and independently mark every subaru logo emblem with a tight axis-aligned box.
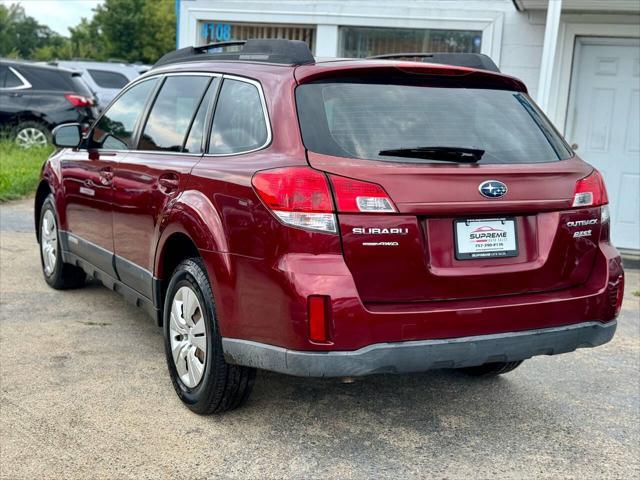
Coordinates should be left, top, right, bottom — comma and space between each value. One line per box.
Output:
479, 180, 507, 198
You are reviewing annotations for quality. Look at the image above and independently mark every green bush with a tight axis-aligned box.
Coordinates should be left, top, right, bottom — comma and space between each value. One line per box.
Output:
0, 141, 53, 202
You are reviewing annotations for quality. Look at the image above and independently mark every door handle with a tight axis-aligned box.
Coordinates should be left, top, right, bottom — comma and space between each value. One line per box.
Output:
158, 173, 179, 194
99, 166, 113, 186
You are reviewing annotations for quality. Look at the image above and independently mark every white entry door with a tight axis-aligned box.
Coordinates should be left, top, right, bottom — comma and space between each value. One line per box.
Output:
567, 37, 640, 250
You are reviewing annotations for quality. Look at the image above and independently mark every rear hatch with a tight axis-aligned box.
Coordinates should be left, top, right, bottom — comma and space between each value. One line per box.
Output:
295, 64, 602, 303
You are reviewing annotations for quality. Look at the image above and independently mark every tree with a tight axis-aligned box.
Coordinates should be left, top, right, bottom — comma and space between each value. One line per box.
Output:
0, 0, 176, 63
0, 3, 66, 58
90, 0, 176, 63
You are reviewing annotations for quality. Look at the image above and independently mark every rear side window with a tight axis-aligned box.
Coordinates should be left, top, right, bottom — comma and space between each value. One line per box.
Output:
91, 78, 157, 150
0, 66, 26, 89
88, 69, 129, 89
139, 75, 211, 152
16, 66, 75, 91
208, 79, 268, 155
296, 82, 572, 164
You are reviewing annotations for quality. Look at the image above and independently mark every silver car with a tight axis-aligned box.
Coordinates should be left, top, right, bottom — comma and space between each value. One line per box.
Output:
47, 61, 141, 110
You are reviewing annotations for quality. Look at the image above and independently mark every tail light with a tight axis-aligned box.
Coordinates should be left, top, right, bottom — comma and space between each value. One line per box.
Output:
329, 175, 397, 213
252, 167, 398, 233
252, 167, 337, 233
572, 170, 608, 207
64, 94, 94, 107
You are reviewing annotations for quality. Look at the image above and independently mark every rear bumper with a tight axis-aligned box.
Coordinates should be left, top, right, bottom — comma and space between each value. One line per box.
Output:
222, 320, 617, 377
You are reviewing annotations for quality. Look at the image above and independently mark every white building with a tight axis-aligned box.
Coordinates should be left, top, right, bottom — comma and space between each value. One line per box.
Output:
177, 0, 640, 250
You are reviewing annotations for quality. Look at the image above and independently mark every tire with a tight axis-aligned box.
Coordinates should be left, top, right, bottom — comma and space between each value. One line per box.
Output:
164, 258, 256, 414
14, 121, 51, 148
39, 196, 86, 289
459, 361, 524, 377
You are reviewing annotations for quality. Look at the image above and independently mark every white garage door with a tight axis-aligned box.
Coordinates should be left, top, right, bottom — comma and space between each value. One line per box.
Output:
566, 37, 640, 250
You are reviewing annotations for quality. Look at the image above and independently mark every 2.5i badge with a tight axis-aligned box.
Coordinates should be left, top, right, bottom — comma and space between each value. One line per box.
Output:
454, 218, 518, 260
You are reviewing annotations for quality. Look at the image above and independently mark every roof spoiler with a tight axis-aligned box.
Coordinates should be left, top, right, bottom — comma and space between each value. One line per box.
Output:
367, 53, 500, 73
153, 39, 316, 69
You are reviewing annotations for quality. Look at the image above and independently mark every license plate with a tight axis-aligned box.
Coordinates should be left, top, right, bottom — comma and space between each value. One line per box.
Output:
454, 218, 518, 260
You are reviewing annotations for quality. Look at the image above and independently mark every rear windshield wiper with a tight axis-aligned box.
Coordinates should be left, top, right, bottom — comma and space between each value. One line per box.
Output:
378, 146, 485, 162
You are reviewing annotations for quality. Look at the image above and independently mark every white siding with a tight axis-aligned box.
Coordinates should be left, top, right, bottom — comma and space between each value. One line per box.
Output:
177, 0, 638, 114
500, 9, 546, 99
179, 1, 547, 94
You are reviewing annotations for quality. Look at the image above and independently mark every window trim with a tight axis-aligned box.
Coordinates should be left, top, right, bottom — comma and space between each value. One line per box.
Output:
203, 74, 273, 157
0, 66, 32, 91
86, 71, 272, 157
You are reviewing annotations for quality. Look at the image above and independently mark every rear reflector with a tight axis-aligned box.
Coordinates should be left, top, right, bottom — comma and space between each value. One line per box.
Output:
64, 93, 94, 107
600, 205, 611, 243
608, 274, 624, 317
252, 167, 337, 233
308, 295, 330, 343
329, 175, 397, 213
572, 170, 608, 207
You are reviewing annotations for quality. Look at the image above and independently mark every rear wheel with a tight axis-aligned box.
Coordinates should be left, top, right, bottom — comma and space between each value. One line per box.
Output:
39, 196, 86, 289
14, 121, 51, 148
164, 258, 255, 414
459, 361, 523, 377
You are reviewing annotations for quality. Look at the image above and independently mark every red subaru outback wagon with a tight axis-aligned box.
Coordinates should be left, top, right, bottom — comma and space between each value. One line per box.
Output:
37, 40, 624, 414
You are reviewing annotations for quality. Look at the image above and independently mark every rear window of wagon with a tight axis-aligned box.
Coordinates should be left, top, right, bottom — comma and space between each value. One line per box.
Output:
295, 82, 573, 164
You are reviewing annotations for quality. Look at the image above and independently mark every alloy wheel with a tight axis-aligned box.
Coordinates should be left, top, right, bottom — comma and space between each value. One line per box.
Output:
15, 127, 48, 148
41, 209, 57, 276
169, 286, 207, 388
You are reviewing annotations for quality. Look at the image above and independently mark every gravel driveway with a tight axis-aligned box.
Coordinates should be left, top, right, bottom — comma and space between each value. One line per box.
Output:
1, 197, 639, 479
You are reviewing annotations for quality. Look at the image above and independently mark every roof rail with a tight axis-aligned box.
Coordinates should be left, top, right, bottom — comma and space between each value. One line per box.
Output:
153, 39, 315, 69
367, 52, 500, 73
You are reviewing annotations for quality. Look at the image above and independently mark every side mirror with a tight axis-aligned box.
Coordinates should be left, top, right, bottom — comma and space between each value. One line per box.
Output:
52, 123, 82, 148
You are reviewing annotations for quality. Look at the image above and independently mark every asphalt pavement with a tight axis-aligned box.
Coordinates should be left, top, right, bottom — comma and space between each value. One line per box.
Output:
1, 197, 639, 479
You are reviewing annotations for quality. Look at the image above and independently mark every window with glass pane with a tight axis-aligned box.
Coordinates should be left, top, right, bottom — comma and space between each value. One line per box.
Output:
139, 76, 211, 152
91, 78, 157, 150
3, 68, 24, 88
296, 83, 572, 164
197, 21, 315, 52
208, 79, 268, 155
338, 26, 482, 58
184, 78, 219, 153
88, 69, 129, 89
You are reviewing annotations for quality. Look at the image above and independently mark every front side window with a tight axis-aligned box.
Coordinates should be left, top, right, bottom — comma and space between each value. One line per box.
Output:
139, 75, 211, 152
90, 78, 157, 150
296, 82, 572, 164
208, 79, 268, 154
88, 69, 130, 89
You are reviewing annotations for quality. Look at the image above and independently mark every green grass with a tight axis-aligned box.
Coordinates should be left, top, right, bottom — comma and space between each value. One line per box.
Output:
0, 141, 53, 202
633, 290, 640, 298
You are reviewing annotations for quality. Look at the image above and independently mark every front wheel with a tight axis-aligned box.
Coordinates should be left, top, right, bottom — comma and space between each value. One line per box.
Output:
164, 258, 255, 414
458, 361, 524, 377
39, 195, 86, 289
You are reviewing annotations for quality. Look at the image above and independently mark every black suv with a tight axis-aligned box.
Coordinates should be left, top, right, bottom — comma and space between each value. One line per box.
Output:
0, 60, 97, 147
